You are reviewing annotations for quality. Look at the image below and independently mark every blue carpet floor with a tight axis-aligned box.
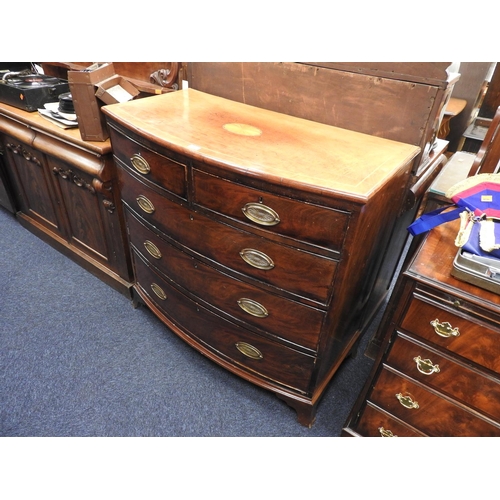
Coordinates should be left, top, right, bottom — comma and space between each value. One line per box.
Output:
0, 205, 376, 437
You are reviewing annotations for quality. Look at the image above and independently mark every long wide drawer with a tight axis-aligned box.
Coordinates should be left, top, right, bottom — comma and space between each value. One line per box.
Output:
369, 367, 500, 436
126, 210, 325, 351
401, 294, 500, 375
192, 168, 350, 253
132, 250, 317, 394
119, 166, 337, 305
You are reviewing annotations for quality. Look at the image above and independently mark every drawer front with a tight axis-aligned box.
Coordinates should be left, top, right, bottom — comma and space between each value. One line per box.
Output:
193, 169, 350, 252
370, 368, 500, 436
401, 295, 500, 374
119, 167, 337, 304
387, 334, 500, 421
351, 403, 423, 437
133, 250, 316, 394
126, 210, 325, 351
109, 126, 188, 199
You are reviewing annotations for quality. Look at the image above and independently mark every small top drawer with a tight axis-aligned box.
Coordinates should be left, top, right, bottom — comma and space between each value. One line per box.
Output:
193, 169, 350, 253
109, 125, 188, 199
400, 294, 500, 375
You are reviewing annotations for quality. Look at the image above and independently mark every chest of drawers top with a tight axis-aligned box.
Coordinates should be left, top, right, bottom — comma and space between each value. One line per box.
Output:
103, 89, 419, 201
408, 220, 500, 312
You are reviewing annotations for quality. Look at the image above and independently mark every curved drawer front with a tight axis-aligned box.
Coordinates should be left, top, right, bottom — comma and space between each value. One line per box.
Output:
401, 295, 500, 375
351, 403, 423, 437
387, 334, 500, 421
119, 167, 337, 304
193, 169, 350, 252
133, 251, 316, 394
370, 368, 500, 437
126, 210, 324, 351
110, 126, 187, 199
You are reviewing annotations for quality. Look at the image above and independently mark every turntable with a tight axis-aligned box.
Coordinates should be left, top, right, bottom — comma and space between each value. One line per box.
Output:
0, 71, 70, 112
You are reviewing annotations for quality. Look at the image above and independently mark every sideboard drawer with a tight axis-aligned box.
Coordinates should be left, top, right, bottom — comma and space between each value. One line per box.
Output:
401, 295, 500, 375
133, 250, 316, 393
110, 126, 188, 199
119, 166, 338, 304
126, 210, 325, 351
386, 333, 500, 421
193, 169, 350, 253
370, 368, 500, 436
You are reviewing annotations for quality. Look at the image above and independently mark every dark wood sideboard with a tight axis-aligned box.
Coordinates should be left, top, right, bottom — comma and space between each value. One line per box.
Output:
0, 102, 133, 296
342, 220, 500, 436
103, 88, 420, 426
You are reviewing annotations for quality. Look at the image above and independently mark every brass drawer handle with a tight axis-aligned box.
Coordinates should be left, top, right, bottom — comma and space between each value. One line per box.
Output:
413, 356, 440, 375
242, 202, 280, 226
144, 240, 162, 259
378, 427, 397, 437
235, 342, 263, 360
396, 393, 419, 410
237, 298, 269, 318
239, 248, 274, 270
136, 195, 155, 214
430, 319, 460, 338
130, 153, 151, 175
151, 283, 167, 300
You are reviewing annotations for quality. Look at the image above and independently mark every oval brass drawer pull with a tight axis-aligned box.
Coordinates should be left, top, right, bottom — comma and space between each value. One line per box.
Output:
378, 427, 397, 437
242, 202, 280, 226
413, 355, 440, 375
430, 319, 460, 338
237, 298, 269, 318
239, 248, 274, 270
396, 393, 419, 410
136, 195, 155, 214
235, 341, 263, 360
130, 153, 151, 175
151, 283, 167, 300
144, 240, 162, 259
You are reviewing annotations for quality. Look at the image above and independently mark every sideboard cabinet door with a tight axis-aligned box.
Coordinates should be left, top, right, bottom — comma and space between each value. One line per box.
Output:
0, 108, 132, 297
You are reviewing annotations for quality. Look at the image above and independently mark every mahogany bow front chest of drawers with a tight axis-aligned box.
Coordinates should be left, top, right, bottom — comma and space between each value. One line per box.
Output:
103, 89, 419, 426
343, 220, 500, 436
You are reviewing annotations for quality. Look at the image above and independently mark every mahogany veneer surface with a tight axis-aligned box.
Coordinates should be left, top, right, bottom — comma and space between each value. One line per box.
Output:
103, 89, 420, 426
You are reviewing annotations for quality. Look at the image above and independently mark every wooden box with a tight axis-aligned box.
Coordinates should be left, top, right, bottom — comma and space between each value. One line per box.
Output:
95, 76, 139, 105
68, 62, 115, 141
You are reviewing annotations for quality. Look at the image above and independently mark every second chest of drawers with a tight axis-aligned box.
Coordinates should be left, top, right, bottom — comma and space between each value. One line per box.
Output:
343, 220, 500, 436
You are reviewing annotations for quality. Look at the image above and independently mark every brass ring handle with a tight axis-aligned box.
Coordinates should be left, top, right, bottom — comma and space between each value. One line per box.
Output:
130, 153, 151, 175
430, 319, 460, 338
144, 240, 162, 259
239, 248, 274, 270
396, 393, 419, 409
136, 195, 155, 214
242, 202, 280, 226
151, 283, 167, 300
235, 341, 263, 360
413, 355, 440, 375
237, 298, 269, 318
378, 427, 397, 437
